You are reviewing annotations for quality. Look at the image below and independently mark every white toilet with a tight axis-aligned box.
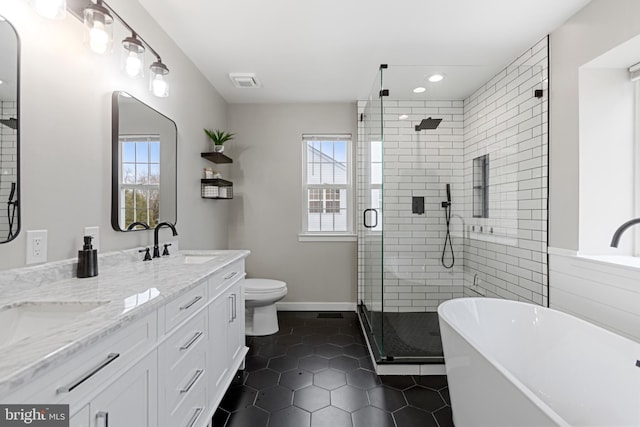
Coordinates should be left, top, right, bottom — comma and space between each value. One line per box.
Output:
244, 278, 288, 336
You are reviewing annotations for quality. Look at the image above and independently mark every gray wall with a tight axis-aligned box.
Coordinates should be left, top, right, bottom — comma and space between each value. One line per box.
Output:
549, 0, 640, 250
227, 103, 358, 305
0, 1, 228, 269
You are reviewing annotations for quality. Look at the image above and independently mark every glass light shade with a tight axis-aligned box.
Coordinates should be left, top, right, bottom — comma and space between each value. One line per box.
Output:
149, 60, 169, 98
121, 36, 145, 78
83, 3, 113, 54
33, 0, 66, 20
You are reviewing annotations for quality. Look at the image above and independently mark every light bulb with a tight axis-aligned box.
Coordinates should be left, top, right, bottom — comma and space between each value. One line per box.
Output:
152, 75, 167, 97
89, 21, 109, 54
428, 74, 444, 83
125, 52, 142, 77
34, 0, 66, 20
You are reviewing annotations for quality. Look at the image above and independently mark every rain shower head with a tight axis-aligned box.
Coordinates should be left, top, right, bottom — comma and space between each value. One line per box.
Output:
415, 117, 442, 131
0, 118, 17, 130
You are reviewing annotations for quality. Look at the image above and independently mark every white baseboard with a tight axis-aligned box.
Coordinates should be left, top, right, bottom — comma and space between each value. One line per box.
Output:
276, 302, 357, 311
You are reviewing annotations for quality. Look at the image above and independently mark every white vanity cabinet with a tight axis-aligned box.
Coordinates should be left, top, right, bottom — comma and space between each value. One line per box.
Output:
77, 350, 158, 427
0, 253, 248, 427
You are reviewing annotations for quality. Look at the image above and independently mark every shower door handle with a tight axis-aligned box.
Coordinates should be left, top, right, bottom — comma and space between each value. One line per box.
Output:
363, 208, 378, 228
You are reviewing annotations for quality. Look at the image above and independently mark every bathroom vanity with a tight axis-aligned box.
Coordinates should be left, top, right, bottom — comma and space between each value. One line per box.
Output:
0, 249, 249, 427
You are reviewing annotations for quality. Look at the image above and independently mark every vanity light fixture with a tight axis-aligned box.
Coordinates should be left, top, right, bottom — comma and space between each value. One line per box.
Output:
413, 87, 426, 93
149, 58, 169, 98
428, 74, 444, 82
121, 32, 145, 78
83, 0, 113, 54
33, 0, 66, 20
67, 0, 171, 97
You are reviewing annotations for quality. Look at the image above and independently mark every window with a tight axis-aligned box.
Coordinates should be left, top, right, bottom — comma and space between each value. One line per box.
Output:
302, 134, 353, 236
119, 135, 161, 228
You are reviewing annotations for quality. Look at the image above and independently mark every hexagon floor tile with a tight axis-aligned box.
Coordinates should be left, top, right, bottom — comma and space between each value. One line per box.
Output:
213, 311, 453, 427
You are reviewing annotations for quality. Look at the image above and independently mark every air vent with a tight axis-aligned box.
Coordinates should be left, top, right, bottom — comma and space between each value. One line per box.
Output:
229, 73, 261, 89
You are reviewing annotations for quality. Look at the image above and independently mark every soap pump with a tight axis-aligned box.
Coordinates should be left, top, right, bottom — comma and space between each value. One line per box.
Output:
77, 235, 98, 278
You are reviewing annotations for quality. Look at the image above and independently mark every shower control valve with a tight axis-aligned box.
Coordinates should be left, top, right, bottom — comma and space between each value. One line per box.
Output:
441, 201, 451, 208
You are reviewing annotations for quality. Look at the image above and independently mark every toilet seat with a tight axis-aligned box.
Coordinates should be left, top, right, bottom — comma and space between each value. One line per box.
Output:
245, 278, 287, 294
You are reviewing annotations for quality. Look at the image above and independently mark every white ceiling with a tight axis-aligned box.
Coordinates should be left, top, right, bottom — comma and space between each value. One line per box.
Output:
138, 0, 592, 104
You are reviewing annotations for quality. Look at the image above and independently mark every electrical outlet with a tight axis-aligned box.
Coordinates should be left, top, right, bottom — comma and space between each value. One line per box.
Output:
26, 230, 47, 264
84, 226, 100, 251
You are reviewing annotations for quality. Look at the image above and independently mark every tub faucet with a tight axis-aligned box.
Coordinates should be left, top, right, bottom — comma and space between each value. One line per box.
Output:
153, 222, 178, 258
610, 218, 640, 247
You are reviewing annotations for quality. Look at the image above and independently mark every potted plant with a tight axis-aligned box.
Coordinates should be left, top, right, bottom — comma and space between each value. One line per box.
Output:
204, 128, 235, 153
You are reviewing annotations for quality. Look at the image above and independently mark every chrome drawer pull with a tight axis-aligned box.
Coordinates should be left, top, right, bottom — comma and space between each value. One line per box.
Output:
180, 331, 203, 351
56, 353, 120, 394
180, 295, 203, 310
96, 411, 109, 427
185, 407, 203, 427
224, 271, 238, 280
228, 295, 234, 322
180, 369, 203, 394
232, 293, 237, 320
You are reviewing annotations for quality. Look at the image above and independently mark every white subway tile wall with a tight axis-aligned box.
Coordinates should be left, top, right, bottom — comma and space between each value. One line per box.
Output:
358, 37, 549, 312
463, 37, 548, 306
0, 101, 18, 238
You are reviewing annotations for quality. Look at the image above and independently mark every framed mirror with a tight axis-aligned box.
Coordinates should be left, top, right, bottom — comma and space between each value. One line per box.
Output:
111, 91, 177, 231
0, 16, 19, 243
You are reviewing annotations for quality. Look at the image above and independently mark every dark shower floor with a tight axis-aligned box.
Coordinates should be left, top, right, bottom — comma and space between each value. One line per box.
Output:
360, 308, 444, 362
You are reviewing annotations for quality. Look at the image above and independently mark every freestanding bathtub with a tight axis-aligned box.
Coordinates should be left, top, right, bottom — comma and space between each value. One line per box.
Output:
438, 297, 640, 427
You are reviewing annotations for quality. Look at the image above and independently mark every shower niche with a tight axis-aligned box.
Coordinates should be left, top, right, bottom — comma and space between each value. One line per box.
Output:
472, 154, 489, 218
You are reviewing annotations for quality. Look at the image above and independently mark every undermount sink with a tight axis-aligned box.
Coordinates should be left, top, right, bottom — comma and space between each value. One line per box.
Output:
182, 255, 218, 264
0, 301, 109, 347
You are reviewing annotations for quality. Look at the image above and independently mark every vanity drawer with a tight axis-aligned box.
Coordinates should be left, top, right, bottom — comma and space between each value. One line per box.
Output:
166, 374, 207, 427
163, 349, 207, 418
161, 309, 207, 371
165, 280, 207, 333
209, 259, 244, 297
5, 311, 157, 409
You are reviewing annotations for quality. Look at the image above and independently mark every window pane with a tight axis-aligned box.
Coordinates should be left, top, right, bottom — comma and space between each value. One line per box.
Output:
123, 142, 136, 162
150, 141, 160, 163
321, 141, 333, 157
136, 142, 149, 162
123, 163, 135, 184
136, 164, 149, 184
371, 164, 382, 185
148, 189, 159, 227
149, 164, 160, 184
334, 162, 347, 184
334, 141, 347, 162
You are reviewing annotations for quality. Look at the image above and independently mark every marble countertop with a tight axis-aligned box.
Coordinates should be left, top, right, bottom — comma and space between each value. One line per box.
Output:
0, 249, 249, 396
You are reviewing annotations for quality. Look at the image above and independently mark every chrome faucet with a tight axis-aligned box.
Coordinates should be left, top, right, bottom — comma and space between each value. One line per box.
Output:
153, 222, 178, 258
610, 218, 640, 247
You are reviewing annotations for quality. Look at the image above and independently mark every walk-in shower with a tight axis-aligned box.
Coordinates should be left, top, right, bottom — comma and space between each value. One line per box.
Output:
357, 54, 549, 366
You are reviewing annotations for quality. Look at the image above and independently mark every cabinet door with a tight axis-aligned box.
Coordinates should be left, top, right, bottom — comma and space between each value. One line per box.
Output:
70, 405, 89, 427
90, 351, 157, 427
227, 280, 245, 364
208, 293, 230, 396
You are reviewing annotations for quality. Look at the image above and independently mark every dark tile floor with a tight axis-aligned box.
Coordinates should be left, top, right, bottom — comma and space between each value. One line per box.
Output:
213, 311, 454, 427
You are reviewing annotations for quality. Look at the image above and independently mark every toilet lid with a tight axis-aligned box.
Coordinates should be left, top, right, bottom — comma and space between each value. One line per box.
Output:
244, 278, 287, 293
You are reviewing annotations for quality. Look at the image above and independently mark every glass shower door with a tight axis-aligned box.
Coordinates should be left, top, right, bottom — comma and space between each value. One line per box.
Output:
357, 67, 385, 359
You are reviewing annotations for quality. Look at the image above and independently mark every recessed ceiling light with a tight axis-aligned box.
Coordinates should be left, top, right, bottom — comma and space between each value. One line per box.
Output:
0, 80, 3, 85
399, 114, 409, 120
428, 74, 444, 82
413, 87, 426, 93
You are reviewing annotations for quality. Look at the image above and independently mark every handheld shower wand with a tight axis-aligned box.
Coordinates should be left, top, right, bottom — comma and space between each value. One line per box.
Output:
441, 184, 454, 269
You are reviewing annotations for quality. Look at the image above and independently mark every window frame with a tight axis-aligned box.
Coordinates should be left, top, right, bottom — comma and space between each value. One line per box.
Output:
300, 134, 355, 240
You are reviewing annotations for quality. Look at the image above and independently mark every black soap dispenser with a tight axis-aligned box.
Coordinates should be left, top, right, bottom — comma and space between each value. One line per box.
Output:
77, 235, 98, 278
